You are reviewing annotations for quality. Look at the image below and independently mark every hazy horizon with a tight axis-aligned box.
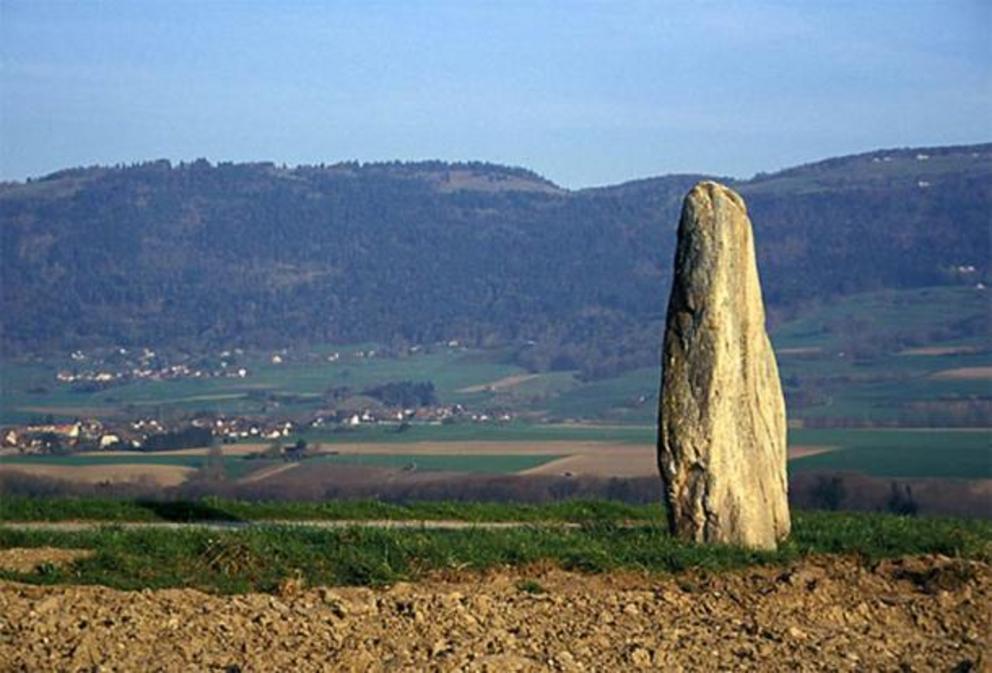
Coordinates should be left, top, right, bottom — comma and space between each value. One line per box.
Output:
2, 0, 990, 188
5, 138, 992, 190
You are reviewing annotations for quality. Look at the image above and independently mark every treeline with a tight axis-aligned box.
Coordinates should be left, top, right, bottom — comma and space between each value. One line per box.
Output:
142, 426, 214, 452
2, 145, 989, 377
362, 381, 437, 408
3, 467, 990, 519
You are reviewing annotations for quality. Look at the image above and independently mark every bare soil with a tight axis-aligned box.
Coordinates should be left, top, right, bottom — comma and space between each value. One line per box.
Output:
900, 346, 982, 356
237, 462, 299, 484
786, 445, 839, 460
457, 374, 540, 394
93, 442, 837, 483
519, 450, 657, 478
775, 347, 824, 356
0, 547, 92, 574
930, 366, 992, 380
523, 446, 834, 478
1, 554, 988, 672
0, 464, 194, 487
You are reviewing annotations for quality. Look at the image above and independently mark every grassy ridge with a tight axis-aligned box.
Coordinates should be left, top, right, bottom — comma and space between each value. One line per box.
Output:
1, 510, 989, 593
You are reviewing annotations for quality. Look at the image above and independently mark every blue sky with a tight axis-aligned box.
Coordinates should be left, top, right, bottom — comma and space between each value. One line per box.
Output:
1, 0, 989, 188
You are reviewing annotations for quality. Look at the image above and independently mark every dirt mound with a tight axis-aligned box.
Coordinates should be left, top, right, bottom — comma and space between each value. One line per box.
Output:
1, 554, 989, 671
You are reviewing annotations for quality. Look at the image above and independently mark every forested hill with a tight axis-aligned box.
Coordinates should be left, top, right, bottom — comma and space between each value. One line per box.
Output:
1, 145, 989, 377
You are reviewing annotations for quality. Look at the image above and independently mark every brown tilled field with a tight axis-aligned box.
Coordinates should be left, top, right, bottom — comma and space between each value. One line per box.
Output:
0, 464, 194, 487
521, 446, 833, 478
0, 554, 988, 672
519, 451, 657, 478
930, 366, 992, 380
457, 374, 541, 393
3, 442, 841, 492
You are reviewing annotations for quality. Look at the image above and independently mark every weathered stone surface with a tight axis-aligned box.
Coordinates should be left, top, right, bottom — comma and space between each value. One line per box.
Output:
658, 181, 789, 550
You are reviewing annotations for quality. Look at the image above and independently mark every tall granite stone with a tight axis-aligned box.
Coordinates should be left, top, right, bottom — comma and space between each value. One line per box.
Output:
658, 181, 789, 550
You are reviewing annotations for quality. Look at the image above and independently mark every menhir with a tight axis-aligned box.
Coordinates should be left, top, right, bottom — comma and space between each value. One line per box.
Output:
658, 181, 789, 550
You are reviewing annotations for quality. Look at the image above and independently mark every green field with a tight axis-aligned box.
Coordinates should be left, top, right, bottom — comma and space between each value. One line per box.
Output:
0, 508, 988, 593
772, 286, 989, 351
300, 421, 653, 445
790, 429, 991, 478
0, 346, 525, 424
308, 453, 557, 473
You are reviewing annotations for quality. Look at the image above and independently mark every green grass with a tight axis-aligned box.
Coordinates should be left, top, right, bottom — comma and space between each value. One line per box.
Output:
0, 496, 665, 524
0, 508, 988, 593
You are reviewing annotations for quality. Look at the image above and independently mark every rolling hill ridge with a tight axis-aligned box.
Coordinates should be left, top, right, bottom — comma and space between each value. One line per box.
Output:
1, 144, 989, 376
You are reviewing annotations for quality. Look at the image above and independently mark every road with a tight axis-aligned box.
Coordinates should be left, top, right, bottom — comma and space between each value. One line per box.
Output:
0, 519, 585, 532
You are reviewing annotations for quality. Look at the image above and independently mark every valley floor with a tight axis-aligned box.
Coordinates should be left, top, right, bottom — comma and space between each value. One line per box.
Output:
1, 553, 988, 672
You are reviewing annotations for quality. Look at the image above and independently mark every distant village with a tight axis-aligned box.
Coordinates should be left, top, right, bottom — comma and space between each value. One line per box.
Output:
54, 347, 250, 388
1, 403, 514, 456
48, 342, 465, 388
2, 341, 516, 456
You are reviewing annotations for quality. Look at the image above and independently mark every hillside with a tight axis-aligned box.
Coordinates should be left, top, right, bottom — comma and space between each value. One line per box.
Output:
1, 145, 989, 377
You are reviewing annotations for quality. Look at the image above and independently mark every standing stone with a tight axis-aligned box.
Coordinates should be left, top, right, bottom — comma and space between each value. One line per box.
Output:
658, 181, 789, 550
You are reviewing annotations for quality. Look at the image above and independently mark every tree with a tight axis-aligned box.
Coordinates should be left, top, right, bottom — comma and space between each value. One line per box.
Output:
811, 475, 846, 511
198, 443, 226, 484
886, 482, 918, 516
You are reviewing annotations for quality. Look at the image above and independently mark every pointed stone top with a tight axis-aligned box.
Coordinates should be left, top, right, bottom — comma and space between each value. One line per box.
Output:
686, 180, 747, 214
